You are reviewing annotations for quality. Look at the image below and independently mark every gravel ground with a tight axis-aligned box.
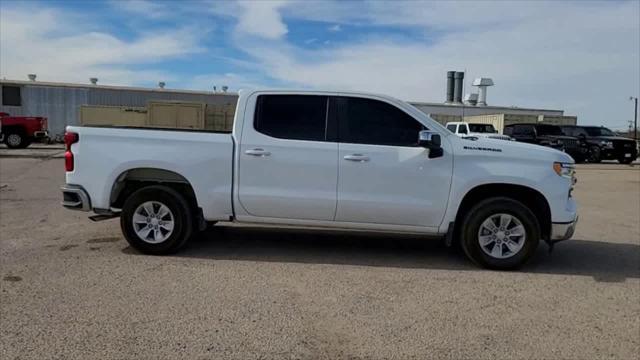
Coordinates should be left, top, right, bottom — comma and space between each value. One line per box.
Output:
0, 157, 638, 360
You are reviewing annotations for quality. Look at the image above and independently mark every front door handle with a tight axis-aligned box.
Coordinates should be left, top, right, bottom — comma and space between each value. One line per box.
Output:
245, 148, 271, 157
343, 154, 370, 162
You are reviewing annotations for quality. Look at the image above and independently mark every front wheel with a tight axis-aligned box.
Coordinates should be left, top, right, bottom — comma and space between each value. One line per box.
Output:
588, 145, 601, 163
121, 185, 193, 255
460, 197, 540, 270
4, 131, 30, 149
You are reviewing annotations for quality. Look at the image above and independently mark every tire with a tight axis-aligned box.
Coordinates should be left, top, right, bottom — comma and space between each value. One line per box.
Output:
618, 157, 634, 164
4, 131, 30, 149
120, 185, 193, 255
460, 197, 540, 270
588, 145, 601, 163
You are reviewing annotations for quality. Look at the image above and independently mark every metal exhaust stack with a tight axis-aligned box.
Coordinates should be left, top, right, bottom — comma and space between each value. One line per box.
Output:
453, 71, 464, 104
445, 71, 455, 104
472, 78, 494, 106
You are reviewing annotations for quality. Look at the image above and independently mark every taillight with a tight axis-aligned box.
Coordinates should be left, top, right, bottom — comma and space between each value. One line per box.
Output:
41, 118, 48, 131
64, 132, 79, 171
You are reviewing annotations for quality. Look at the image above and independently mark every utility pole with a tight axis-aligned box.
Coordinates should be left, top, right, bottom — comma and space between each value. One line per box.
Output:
631, 96, 638, 140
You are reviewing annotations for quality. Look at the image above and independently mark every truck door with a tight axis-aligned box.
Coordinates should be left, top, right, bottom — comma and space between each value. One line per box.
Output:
332, 96, 453, 228
237, 94, 338, 221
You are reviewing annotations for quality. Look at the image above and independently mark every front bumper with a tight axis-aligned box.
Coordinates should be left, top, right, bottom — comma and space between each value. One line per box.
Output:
550, 215, 578, 241
61, 184, 91, 211
33, 130, 49, 138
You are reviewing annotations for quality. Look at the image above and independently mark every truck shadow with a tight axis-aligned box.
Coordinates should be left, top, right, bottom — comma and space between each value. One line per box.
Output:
167, 226, 639, 282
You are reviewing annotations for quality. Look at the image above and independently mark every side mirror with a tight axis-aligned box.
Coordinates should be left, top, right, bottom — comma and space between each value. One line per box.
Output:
418, 130, 443, 159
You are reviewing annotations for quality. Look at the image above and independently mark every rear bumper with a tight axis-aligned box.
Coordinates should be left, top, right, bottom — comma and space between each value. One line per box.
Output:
61, 184, 91, 211
33, 130, 49, 138
550, 215, 578, 241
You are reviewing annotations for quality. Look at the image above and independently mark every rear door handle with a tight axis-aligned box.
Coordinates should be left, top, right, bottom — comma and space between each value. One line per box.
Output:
245, 148, 271, 157
343, 154, 370, 162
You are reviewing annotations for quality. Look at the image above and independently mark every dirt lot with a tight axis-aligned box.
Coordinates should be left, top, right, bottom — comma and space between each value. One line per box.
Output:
0, 156, 638, 360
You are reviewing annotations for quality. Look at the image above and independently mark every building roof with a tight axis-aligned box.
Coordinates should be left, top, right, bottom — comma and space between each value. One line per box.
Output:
0, 79, 238, 96
408, 100, 563, 113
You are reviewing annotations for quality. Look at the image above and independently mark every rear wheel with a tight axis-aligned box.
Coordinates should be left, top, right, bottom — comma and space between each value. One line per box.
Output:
121, 185, 193, 254
460, 197, 540, 270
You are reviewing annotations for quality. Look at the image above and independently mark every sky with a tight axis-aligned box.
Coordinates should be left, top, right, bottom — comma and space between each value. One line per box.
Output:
0, 0, 638, 128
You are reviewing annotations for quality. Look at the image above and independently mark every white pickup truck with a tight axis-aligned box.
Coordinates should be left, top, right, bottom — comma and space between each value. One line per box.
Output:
62, 90, 578, 269
446, 121, 512, 141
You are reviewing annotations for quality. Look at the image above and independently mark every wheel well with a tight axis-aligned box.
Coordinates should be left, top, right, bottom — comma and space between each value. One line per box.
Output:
110, 168, 198, 211
1, 125, 25, 135
455, 184, 551, 240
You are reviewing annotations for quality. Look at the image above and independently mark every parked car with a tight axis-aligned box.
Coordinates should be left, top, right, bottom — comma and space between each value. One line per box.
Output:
0, 112, 49, 148
504, 123, 588, 163
445, 122, 512, 140
61, 90, 578, 270
559, 125, 638, 164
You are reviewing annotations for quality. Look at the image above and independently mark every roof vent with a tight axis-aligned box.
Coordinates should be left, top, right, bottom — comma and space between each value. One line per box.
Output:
28, 74, 37, 81
221, 85, 229, 92
158, 81, 165, 89
472, 77, 494, 106
89, 77, 98, 85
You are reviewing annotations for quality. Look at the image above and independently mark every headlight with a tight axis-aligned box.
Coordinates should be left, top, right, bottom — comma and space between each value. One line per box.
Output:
553, 162, 575, 178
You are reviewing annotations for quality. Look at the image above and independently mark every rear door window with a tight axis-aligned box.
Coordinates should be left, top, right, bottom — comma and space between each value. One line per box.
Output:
333, 97, 424, 147
254, 95, 328, 141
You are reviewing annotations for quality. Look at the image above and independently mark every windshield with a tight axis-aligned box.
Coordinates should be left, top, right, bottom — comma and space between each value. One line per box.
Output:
469, 124, 496, 133
536, 125, 563, 136
584, 127, 616, 137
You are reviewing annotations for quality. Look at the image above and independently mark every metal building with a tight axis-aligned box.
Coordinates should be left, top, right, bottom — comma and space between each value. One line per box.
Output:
0, 79, 237, 138
1, 72, 577, 138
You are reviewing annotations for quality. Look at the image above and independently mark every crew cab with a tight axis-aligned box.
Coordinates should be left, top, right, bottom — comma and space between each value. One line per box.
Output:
0, 112, 49, 148
445, 122, 512, 141
504, 123, 588, 163
560, 125, 638, 164
61, 90, 578, 270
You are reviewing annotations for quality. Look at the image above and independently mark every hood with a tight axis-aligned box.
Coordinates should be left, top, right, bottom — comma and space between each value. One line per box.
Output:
589, 135, 635, 142
453, 136, 574, 163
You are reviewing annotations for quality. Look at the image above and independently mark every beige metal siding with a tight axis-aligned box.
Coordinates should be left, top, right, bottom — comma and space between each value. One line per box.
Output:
463, 114, 505, 133
429, 114, 462, 126
147, 101, 204, 129
541, 115, 578, 126
503, 114, 539, 128
205, 103, 235, 132
79, 105, 147, 126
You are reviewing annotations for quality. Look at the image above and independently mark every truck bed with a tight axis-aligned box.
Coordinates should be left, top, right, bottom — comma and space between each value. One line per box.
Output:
65, 125, 234, 220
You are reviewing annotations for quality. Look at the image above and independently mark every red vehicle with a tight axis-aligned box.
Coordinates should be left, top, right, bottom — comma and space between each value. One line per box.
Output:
0, 112, 49, 148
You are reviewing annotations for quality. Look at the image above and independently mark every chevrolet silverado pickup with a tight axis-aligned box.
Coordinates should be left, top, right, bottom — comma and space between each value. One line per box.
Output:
61, 90, 578, 270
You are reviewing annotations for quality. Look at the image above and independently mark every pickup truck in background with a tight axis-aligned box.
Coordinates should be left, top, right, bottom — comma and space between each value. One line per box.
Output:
445, 121, 512, 141
504, 123, 588, 163
560, 125, 638, 164
61, 90, 578, 270
0, 112, 49, 148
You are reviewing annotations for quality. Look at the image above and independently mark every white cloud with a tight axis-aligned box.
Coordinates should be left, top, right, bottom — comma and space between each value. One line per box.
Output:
0, 6, 203, 85
115, 0, 170, 19
235, 0, 288, 39
232, 0, 640, 126
328, 24, 341, 32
